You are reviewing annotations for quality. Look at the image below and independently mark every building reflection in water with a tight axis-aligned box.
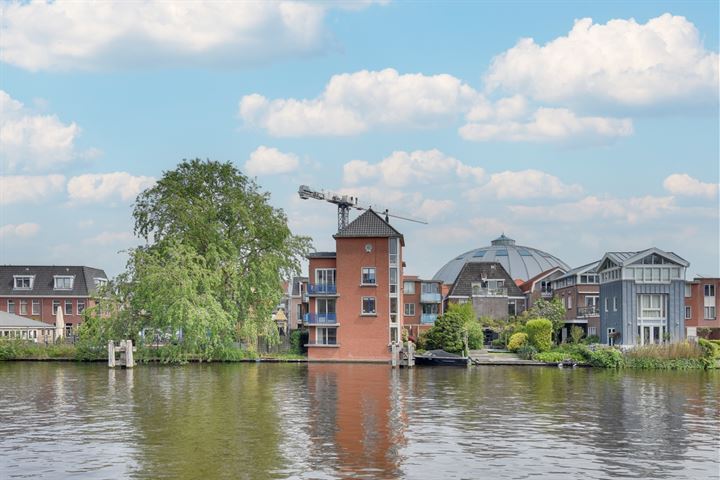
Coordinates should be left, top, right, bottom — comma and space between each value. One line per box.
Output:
307, 364, 406, 479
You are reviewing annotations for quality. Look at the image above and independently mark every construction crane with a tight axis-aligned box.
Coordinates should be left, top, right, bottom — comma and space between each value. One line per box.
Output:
298, 184, 428, 231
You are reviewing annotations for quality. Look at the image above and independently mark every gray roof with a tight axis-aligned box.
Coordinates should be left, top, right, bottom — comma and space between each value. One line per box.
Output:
0, 310, 54, 328
600, 248, 689, 269
334, 209, 404, 244
0, 265, 108, 297
434, 234, 569, 284
306, 252, 336, 259
555, 261, 600, 280
448, 262, 524, 297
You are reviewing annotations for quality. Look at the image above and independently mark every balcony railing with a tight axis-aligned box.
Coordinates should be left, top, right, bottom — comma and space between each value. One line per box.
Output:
420, 313, 438, 324
420, 292, 442, 303
472, 288, 508, 297
577, 306, 599, 317
304, 313, 338, 325
307, 284, 337, 295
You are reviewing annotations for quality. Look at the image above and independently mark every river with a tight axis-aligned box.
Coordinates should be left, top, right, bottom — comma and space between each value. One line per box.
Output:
0, 363, 718, 479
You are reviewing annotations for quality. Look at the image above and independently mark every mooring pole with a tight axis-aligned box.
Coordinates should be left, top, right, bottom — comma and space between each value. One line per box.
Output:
108, 340, 115, 368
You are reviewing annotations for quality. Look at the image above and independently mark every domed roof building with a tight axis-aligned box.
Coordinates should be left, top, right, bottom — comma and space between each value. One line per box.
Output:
433, 234, 570, 285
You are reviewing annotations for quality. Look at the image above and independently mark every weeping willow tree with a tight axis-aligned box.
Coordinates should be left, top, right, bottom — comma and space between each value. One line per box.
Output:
109, 159, 310, 359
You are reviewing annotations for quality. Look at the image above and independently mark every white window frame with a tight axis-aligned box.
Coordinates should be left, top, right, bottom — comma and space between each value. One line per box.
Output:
316, 327, 337, 345
685, 306, 691, 319
361, 267, 377, 285
404, 303, 415, 316
19, 299, 28, 315
54, 275, 74, 290
705, 284, 716, 297
314, 268, 336, 286
685, 284, 692, 297
361, 296, 376, 315
604, 298, 608, 313
613, 297, 617, 312
7, 300, 15, 314
403, 281, 415, 295
637, 294, 667, 320
13, 275, 33, 290
705, 306, 717, 320
32, 300, 40, 316
588, 326, 597, 336
568, 295, 572, 309
64, 300, 73, 316
607, 328, 616, 346
77, 300, 86, 315
52, 300, 60, 315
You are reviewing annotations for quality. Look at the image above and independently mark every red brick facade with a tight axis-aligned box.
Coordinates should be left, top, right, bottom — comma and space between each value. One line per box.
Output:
685, 278, 720, 339
1, 297, 98, 333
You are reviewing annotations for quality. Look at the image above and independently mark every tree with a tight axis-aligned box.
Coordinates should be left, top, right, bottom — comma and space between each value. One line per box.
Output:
524, 298, 566, 343
570, 325, 585, 344
114, 159, 310, 358
525, 318, 553, 352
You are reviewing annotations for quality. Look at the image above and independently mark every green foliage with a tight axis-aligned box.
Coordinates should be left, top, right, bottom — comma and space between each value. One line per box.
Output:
698, 338, 720, 359
588, 347, 625, 368
558, 343, 592, 362
516, 344, 537, 360
525, 318, 553, 352
464, 320, 485, 350
490, 338, 505, 348
569, 325, 584, 344
424, 304, 470, 354
534, 351, 581, 363
289, 330, 307, 355
625, 357, 707, 370
583, 335, 600, 344
524, 298, 566, 340
0, 339, 78, 360
507, 332, 528, 352
696, 327, 712, 339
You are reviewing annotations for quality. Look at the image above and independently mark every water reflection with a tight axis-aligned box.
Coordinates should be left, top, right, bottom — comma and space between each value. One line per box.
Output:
0, 363, 717, 479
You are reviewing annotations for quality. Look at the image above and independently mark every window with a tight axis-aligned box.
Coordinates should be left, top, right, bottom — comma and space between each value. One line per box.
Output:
7, 300, 15, 314
588, 327, 597, 336
604, 298, 609, 313
705, 285, 716, 297
389, 267, 398, 294
361, 267, 376, 285
421, 282, 440, 294
637, 294, 666, 319
612, 297, 617, 312
315, 299, 336, 321
403, 281, 415, 294
13, 276, 33, 289
685, 284, 692, 297
404, 303, 416, 316
32, 300, 40, 315
52, 300, 60, 315
685, 306, 691, 319
568, 296, 572, 309
390, 297, 398, 322
390, 326, 399, 344
362, 297, 376, 315
705, 306, 717, 320
19, 300, 28, 315
316, 327, 337, 345
296, 304, 302, 321
607, 328, 616, 346
389, 238, 399, 265
315, 268, 336, 286
77, 300, 85, 315
65, 301, 73, 315
54, 276, 74, 290
422, 303, 439, 314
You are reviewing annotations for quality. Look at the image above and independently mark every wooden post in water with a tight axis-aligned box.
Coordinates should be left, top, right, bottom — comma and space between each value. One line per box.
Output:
391, 343, 399, 368
108, 340, 116, 368
407, 342, 415, 367
125, 339, 135, 368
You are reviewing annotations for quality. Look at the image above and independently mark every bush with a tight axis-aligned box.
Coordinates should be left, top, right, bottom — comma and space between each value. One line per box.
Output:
588, 347, 625, 368
525, 318, 553, 352
583, 335, 600, 344
516, 344, 537, 360
491, 338, 505, 348
289, 329, 307, 355
507, 332, 528, 352
698, 338, 720, 360
559, 343, 592, 362
465, 319, 485, 350
534, 351, 579, 363
425, 303, 475, 354
569, 325, 585, 344
626, 341, 703, 361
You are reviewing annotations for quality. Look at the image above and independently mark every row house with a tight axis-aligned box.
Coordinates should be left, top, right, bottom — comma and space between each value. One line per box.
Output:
402, 276, 444, 341
0, 265, 108, 336
305, 210, 404, 362
550, 262, 600, 341
685, 277, 719, 340
520, 266, 565, 309
447, 262, 526, 319
597, 248, 688, 346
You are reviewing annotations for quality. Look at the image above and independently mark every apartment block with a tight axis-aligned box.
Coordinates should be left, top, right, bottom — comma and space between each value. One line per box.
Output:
684, 277, 720, 340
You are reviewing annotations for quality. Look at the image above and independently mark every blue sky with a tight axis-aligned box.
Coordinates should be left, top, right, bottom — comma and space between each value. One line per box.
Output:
1, 0, 718, 280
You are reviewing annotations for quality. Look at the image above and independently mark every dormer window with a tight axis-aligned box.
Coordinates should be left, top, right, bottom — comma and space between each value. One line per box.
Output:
13, 275, 34, 290
94, 278, 108, 288
54, 275, 74, 290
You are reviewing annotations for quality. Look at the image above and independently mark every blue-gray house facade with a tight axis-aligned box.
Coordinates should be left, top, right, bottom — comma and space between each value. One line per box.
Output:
597, 248, 689, 346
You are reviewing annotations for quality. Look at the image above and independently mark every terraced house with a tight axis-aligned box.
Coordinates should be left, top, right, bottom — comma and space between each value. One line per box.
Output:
0, 265, 109, 337
551, 261, 600, 342
597, 249, 688, 346
304, 210, 404, 362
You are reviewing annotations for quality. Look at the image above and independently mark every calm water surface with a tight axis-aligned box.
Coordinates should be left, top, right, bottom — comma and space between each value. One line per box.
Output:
0, 362, 718, 479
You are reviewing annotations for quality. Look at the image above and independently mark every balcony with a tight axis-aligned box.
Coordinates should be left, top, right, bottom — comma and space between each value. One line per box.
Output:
541, 290, 553, 298
304, 313, 338, 325
307, 284, 337, 295
577, 306, 599, 317
420, 313, 438, 324
420, 292, 442, 303
472, 287, 508, 297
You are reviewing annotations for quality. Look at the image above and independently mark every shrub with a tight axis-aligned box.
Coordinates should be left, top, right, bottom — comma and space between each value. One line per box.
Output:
698, 338, 720, 359
465, 319, 485, 350
625, 341, 703, 361
424, 313, 465, 354
569, 325, 584, 344
491, 338, 505, 348
507, 332, 528, 352
525, 318, 553, 352
289, 329, 307, 355
559, 343, 592, 362
583, 335, 600, 344
589, 347, 625, 368
516, 344, 537, 360
534, 351, 578, 363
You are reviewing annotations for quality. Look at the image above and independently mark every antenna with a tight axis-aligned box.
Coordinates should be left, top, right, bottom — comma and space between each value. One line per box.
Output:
298, 184, 428, 231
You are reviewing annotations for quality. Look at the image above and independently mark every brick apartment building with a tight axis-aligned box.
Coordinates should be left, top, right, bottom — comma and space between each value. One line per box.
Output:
550, 261, 601, 341
305, 210, 404, 362
401, 276, 444, 341
520, 266, 565, 309
685, 277, 719, 340
0, 265, 109, 336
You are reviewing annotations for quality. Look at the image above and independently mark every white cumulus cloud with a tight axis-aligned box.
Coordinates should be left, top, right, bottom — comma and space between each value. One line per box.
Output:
244, 146, 300, 175
415, 199, 456, 221
467, 169, 583, 200
0, 223, 40, 239
0, 1, 372, 71
343, 149, 485, 187
0, 91, 97, 172
239, 68, 480, 136
67, 172, 155, 203
663, 173, 718, 198
460, 107, 633, 143
0, 175, 66, 205
485, 14, 719, 107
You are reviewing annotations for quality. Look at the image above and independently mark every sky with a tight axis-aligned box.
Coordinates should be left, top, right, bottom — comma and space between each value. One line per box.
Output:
0, 0, 718, 280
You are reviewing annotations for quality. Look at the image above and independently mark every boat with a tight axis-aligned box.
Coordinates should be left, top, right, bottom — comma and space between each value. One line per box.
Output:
414, 349, 469, 367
